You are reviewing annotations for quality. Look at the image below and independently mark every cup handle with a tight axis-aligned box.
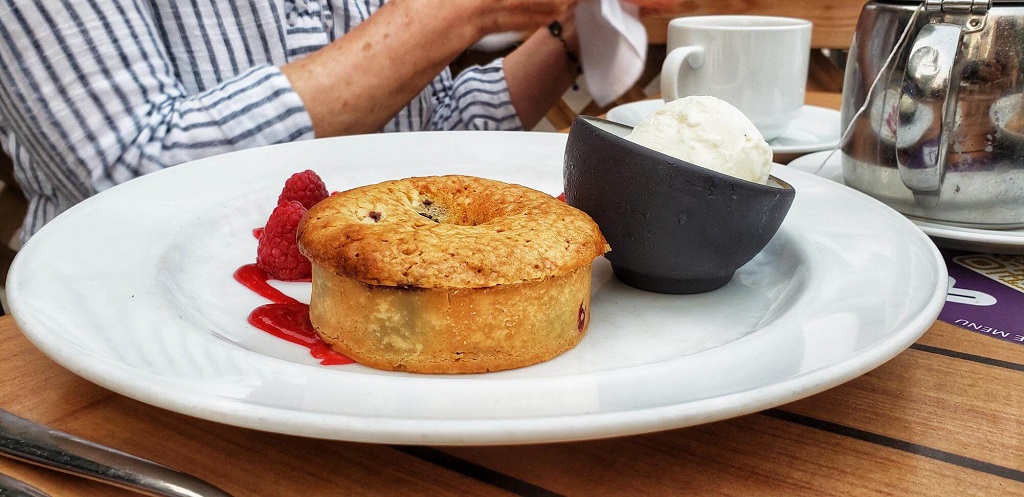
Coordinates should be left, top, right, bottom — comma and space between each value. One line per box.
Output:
660, 46, 705, 102
895, 22, 965, 208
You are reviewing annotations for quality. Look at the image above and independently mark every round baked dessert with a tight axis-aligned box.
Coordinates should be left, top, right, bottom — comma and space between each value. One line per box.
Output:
297, 175, 609, 374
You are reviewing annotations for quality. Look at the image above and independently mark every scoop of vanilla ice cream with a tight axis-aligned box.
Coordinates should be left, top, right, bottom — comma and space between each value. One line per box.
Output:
624, 96, 773, 184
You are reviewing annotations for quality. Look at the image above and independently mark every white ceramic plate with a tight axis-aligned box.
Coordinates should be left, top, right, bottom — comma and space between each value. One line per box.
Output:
789, 150, 1024, 255
8, 132, 946, 445
605, 100, 842, 155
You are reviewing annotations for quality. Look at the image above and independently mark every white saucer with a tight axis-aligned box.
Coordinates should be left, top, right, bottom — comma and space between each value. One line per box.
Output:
787, 150, 1024, 255
605, 100, 841, 155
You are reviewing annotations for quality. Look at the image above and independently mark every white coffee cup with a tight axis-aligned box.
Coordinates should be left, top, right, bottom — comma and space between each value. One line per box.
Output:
661, 16, 812, 141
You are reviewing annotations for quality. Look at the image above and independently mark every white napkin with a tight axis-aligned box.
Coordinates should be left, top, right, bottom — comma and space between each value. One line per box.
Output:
575, 0, 647, 107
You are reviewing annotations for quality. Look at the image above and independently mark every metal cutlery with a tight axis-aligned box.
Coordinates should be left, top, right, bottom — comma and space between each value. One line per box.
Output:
0, 408, 232, 497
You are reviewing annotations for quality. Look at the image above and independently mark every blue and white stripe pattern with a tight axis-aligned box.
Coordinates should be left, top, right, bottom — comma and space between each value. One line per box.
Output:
0, 0, 520, 240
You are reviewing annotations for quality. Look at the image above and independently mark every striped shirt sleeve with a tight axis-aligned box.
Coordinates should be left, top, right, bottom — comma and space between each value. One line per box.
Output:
429, 59, 522, 131
0, 1, 314, 199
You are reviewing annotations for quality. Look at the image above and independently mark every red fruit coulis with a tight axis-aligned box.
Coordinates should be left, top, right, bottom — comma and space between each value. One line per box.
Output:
234, 263, 353, 366
242, 192, 568, 367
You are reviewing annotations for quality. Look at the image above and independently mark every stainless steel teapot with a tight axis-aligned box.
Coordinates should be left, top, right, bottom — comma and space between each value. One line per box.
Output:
841, 0, 1024, 228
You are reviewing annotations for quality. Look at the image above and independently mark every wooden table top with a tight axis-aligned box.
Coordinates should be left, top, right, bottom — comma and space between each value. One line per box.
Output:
2, 314, 1022, 495
2, 92, 1023, 495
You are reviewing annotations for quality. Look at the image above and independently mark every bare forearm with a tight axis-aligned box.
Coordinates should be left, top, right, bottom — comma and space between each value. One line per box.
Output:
282, 0, 579, 137
281, 0, 483, 137
504, 12, 579, 129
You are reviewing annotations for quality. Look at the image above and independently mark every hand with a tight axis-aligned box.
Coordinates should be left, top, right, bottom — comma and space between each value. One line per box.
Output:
472, 0, 580, 35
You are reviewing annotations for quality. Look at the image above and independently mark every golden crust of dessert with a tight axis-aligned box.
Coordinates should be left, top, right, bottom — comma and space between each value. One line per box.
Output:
297, 175, 609, 288
309, 264, 594, 373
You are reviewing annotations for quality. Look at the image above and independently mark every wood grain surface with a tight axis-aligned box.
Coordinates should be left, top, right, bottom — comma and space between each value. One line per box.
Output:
1, 316, 1021, 496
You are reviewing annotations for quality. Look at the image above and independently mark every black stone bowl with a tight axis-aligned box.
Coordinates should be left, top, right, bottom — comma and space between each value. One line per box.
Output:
564, 116, 796, 294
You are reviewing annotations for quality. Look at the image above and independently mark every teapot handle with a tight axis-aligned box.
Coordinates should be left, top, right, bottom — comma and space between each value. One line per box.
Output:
896, 22, 965, 207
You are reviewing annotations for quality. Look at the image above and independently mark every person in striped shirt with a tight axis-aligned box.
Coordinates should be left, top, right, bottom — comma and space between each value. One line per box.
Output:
0, 0, 591, 241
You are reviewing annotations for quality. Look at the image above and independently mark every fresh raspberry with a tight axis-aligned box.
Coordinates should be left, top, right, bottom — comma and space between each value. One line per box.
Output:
278, 170, 328, 209
257, 201, 311, 280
